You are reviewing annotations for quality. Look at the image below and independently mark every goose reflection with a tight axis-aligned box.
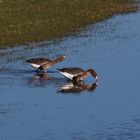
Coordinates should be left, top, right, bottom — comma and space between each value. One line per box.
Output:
27, 73, 50, 87
59, 80, 98, 93
27, 72, 65, 87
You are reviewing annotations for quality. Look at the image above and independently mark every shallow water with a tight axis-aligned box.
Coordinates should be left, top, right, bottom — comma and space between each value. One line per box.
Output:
0, 11, 140, 140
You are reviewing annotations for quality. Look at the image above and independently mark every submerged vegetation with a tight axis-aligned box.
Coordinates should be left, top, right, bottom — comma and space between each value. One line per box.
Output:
0, 0, 137, 47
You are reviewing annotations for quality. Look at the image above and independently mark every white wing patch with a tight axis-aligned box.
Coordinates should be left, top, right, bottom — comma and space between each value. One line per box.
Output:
60, 72, 76, 80
31, 63, 41, 69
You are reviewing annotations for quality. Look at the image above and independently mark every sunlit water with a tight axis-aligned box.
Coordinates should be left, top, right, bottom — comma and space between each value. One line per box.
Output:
0, 11, 140, 140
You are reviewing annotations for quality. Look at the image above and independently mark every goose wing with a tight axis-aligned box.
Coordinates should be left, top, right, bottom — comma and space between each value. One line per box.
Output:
57, 67, 85, 75
26, 58, 51, 65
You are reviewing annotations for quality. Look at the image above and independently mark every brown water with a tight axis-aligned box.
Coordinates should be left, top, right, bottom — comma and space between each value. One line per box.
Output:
0, 11, 140, 140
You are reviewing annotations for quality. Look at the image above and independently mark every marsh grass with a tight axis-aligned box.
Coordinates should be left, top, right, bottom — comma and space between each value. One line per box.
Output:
0, 0, 137, 47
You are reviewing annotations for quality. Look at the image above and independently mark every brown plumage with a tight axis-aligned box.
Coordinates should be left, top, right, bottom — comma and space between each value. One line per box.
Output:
57, 67, 98, 81
26, 55, 65, 72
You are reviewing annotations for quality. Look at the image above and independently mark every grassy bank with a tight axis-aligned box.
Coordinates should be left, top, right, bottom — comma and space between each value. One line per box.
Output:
0, 0, 137, 47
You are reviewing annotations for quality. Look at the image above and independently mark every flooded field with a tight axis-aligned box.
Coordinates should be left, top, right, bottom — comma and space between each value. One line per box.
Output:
0, 11, 140, 140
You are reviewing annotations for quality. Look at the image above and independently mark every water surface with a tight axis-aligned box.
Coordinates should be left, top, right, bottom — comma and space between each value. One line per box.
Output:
0, 11, 140, 140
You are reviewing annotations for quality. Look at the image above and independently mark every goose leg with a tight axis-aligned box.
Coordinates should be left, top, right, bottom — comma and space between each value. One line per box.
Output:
37, 66, 46, 73
72, 74, 83, 83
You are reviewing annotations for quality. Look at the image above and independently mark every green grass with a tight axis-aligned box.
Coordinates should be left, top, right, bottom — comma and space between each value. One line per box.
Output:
0, 0, 137, 47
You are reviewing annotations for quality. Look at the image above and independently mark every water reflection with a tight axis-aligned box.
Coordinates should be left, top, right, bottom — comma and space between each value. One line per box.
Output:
59, 80, 98, 93
27, 73, 50, 87
27, 72, 65, 88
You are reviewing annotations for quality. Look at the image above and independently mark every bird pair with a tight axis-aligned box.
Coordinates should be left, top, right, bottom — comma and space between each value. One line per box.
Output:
26, 55, 98, 82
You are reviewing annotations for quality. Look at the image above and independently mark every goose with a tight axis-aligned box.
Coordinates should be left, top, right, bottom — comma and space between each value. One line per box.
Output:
57, 67, 98, 82
26, 55, 65, 72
